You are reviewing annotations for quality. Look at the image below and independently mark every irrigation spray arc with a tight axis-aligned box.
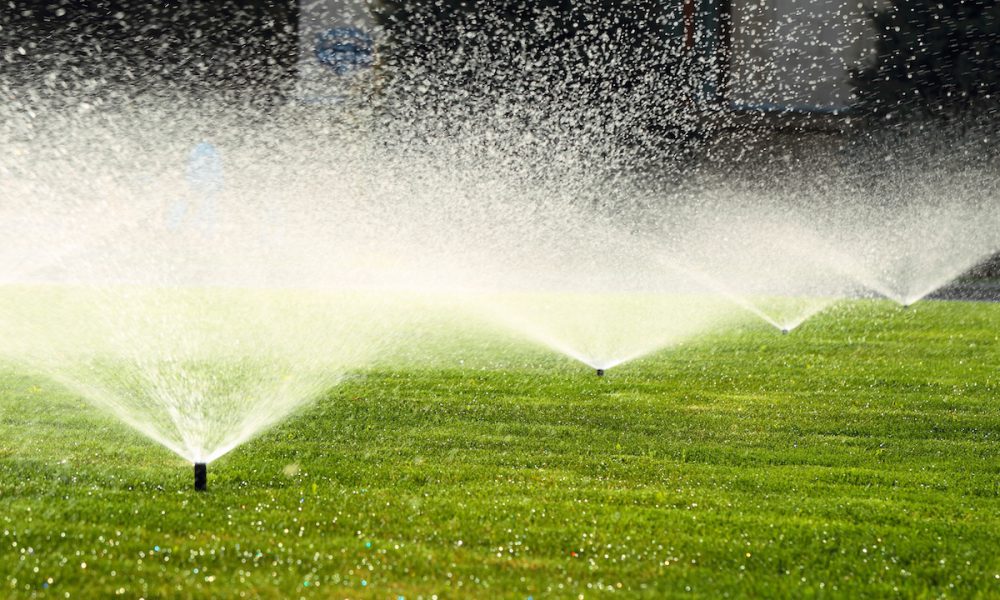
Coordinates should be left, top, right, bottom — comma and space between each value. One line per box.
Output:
4, 102, 1000, 490
0, 120, 420, 487
2, 1, 1000, 491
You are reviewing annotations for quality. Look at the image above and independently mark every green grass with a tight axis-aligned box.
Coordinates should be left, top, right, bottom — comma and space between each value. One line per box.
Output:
3, 299, 1000, 598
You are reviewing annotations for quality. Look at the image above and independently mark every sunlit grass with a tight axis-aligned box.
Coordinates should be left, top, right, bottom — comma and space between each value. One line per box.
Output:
2, 299, 1000, 597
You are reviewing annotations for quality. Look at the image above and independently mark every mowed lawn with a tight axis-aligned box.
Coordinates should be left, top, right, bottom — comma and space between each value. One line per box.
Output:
2, 299, 1000, 598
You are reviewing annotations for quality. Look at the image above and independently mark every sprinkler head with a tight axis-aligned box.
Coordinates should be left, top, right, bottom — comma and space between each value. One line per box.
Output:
781, 328, 789, 335
194, 462, 207, 491
902, 304, 910, 309
596, 368, 605, 377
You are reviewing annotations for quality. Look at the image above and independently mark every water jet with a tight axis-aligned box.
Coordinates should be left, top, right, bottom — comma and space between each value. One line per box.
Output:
194, 462, 207, 491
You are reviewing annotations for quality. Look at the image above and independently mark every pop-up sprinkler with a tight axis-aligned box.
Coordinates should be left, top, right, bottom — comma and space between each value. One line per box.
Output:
194, 463, 207, 491
596, 368, 605, 377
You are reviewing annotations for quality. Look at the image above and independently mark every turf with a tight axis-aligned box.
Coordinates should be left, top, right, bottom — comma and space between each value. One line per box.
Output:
3, 299, 1000, 598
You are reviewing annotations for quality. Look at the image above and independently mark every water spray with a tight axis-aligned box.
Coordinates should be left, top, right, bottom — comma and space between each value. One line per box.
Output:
596, 368, 605, 377
194, 462, 207, 491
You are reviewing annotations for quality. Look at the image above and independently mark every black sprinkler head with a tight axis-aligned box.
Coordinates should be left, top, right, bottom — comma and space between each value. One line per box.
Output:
781, 328, 789, 335
194, 462, 207, 491
596, 368, 605, 377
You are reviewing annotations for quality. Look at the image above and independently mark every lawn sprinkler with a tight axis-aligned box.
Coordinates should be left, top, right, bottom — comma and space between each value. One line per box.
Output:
194, 463, 207, 491
596, 368, 605, 377
781, 328, 789, 335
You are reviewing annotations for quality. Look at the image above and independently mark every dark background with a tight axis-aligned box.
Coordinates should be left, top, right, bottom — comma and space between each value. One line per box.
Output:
1, 1, 299, 98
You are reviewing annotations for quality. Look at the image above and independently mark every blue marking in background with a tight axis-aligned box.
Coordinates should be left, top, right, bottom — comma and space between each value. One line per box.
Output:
187, 141, 224, 195
169, 141, 223, 233
314, 27, 374, 75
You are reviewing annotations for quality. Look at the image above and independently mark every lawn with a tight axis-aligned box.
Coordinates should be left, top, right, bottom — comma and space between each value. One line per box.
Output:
2, 299, 1000, 598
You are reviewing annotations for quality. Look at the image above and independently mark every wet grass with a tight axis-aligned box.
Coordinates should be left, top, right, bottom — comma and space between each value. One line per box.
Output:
2, 299, 1000, 598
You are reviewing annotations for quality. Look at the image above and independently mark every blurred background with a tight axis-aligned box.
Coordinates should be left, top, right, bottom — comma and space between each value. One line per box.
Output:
4, 2, 997, 116
3, 1, 1000, 270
